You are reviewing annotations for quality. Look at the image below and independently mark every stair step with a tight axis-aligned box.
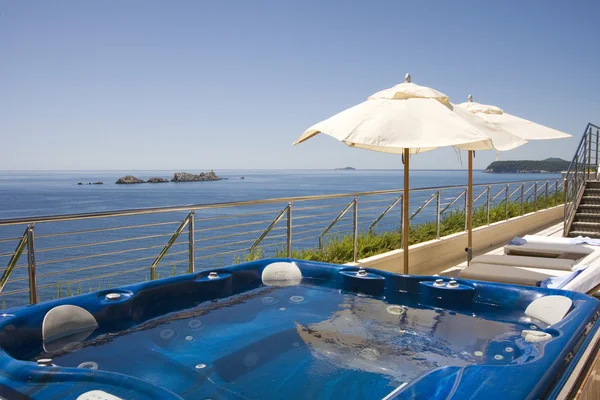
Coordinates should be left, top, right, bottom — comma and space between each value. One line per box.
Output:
580, 196, 600, 204
578, 204, 600, 209
586, 181, 600, 189
572, 221, 600, 227
574, 213, 600, 222
568, 231, 600, 239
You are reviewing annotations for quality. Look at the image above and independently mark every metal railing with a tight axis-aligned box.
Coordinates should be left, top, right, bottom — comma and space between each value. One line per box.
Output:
564, 123, 600, 234
0, 178, 563, 308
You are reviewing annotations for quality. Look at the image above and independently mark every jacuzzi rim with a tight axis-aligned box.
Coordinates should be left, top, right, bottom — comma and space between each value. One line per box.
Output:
0, 258, 597, 400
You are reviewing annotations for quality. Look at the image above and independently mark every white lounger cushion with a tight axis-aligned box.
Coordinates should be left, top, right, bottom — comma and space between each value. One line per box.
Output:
504, 242, 593, 257
523, 234, 600, 247
459, 263, 569, 286
522, 235, 578, 245
472, 255, 575, 271
563, 260, 600, 294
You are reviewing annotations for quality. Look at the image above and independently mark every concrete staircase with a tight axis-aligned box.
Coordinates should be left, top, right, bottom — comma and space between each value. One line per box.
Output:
569, 181, 600, 238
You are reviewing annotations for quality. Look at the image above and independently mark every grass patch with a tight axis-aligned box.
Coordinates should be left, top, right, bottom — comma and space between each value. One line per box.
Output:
243, 191, 563, 264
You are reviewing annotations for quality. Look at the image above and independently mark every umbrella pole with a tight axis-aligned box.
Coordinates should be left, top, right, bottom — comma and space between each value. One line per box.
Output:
467, 150, 473, 265
403, 148, 409, 274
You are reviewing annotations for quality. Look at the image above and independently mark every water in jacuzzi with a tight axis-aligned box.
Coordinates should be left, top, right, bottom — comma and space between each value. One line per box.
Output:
33, 281, 544, 399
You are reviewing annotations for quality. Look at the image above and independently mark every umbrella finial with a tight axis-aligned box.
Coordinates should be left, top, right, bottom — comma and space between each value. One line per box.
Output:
404, 73, 411, 83
468, 94, 473, 102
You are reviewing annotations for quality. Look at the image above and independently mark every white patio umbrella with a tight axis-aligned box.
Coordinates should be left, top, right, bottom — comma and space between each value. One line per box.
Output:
459, 95, 572, 141
456, 95, 571, 263
293, 74, 521, 273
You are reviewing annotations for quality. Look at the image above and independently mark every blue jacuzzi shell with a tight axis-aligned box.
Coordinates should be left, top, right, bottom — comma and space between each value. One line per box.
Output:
0, 258, 597, 400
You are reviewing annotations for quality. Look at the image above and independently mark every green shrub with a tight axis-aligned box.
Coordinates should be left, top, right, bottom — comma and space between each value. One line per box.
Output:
238, 191, 563, 264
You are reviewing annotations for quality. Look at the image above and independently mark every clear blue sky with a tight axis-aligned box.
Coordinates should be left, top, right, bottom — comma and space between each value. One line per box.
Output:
1, 1, 599, 170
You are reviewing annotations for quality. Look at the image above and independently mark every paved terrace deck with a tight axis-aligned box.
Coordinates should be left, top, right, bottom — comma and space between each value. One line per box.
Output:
439, 221, 565, 278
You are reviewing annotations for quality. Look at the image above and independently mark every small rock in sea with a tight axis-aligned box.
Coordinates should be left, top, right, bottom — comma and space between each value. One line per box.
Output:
77, 182, 83, 185
240, 176, 245, 180
171, 170, 221, 182
115, 175, 146, 184
93, 182, 104, 185
147, 177, 169, 183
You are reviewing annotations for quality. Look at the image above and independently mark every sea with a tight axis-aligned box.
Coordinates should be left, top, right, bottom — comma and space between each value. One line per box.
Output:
0, 170, 561, 308
0, 170, 561, 218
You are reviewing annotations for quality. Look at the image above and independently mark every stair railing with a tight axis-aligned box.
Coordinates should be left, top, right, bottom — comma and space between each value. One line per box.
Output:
564, 123, 600, 234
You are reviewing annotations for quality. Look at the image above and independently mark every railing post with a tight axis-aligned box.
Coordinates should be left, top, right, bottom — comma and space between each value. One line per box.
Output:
436, 190, 441, 239
505, 184, 509, 220
596, 129, 599, 180
188, 211, 195, 274
554, 180, 558, 206
545, 181, 549, 205
520, 183, 525, 215
368, 195, 402, 234
583, 131, 588, 183
534, 182, 538, 211
151, 212, 192, 280
27, 224, 37, 304
353, 198, 358, 263
287, 202, 292, 258
319, 199, 355, 251
486, 186, 491, 225
570, 153, 579, 198
596, 129, 599, 181
0, 227, 28, 296
588, 126, 593, 181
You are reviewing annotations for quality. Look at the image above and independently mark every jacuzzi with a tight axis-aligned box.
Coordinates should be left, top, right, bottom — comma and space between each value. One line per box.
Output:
0, 259, 598, 399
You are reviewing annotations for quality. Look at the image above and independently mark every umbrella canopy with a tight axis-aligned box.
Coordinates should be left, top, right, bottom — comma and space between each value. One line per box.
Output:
294, 74, 499, 154
457, 95, 572, 140
293, 74, 523, 273
457, 95, 571, 264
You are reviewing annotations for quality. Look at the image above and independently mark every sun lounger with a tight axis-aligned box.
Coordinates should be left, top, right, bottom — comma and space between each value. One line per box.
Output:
562, 263, 600, 294
504, 242, 593, 258
458, 263, 569, 286
460, 258, 600, 296
457, 235, 600, 296
517, 234, 600, 245
471, 254, 576, 271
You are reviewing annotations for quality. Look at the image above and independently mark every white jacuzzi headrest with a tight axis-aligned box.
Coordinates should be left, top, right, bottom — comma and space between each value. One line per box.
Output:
42, 305, 98, 352
261, 262, 302, 286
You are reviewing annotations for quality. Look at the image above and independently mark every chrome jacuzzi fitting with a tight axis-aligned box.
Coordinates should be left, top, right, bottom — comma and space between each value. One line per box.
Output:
433, 279, 445, 287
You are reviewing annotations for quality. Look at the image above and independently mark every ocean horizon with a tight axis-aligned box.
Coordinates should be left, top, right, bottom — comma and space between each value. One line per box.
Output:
0, 169, 561, 219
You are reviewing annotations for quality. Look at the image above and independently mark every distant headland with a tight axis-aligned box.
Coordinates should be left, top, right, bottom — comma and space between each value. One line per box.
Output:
115, 171, 221, 184
484, 158, 569, 173
335, 167, 356, 171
